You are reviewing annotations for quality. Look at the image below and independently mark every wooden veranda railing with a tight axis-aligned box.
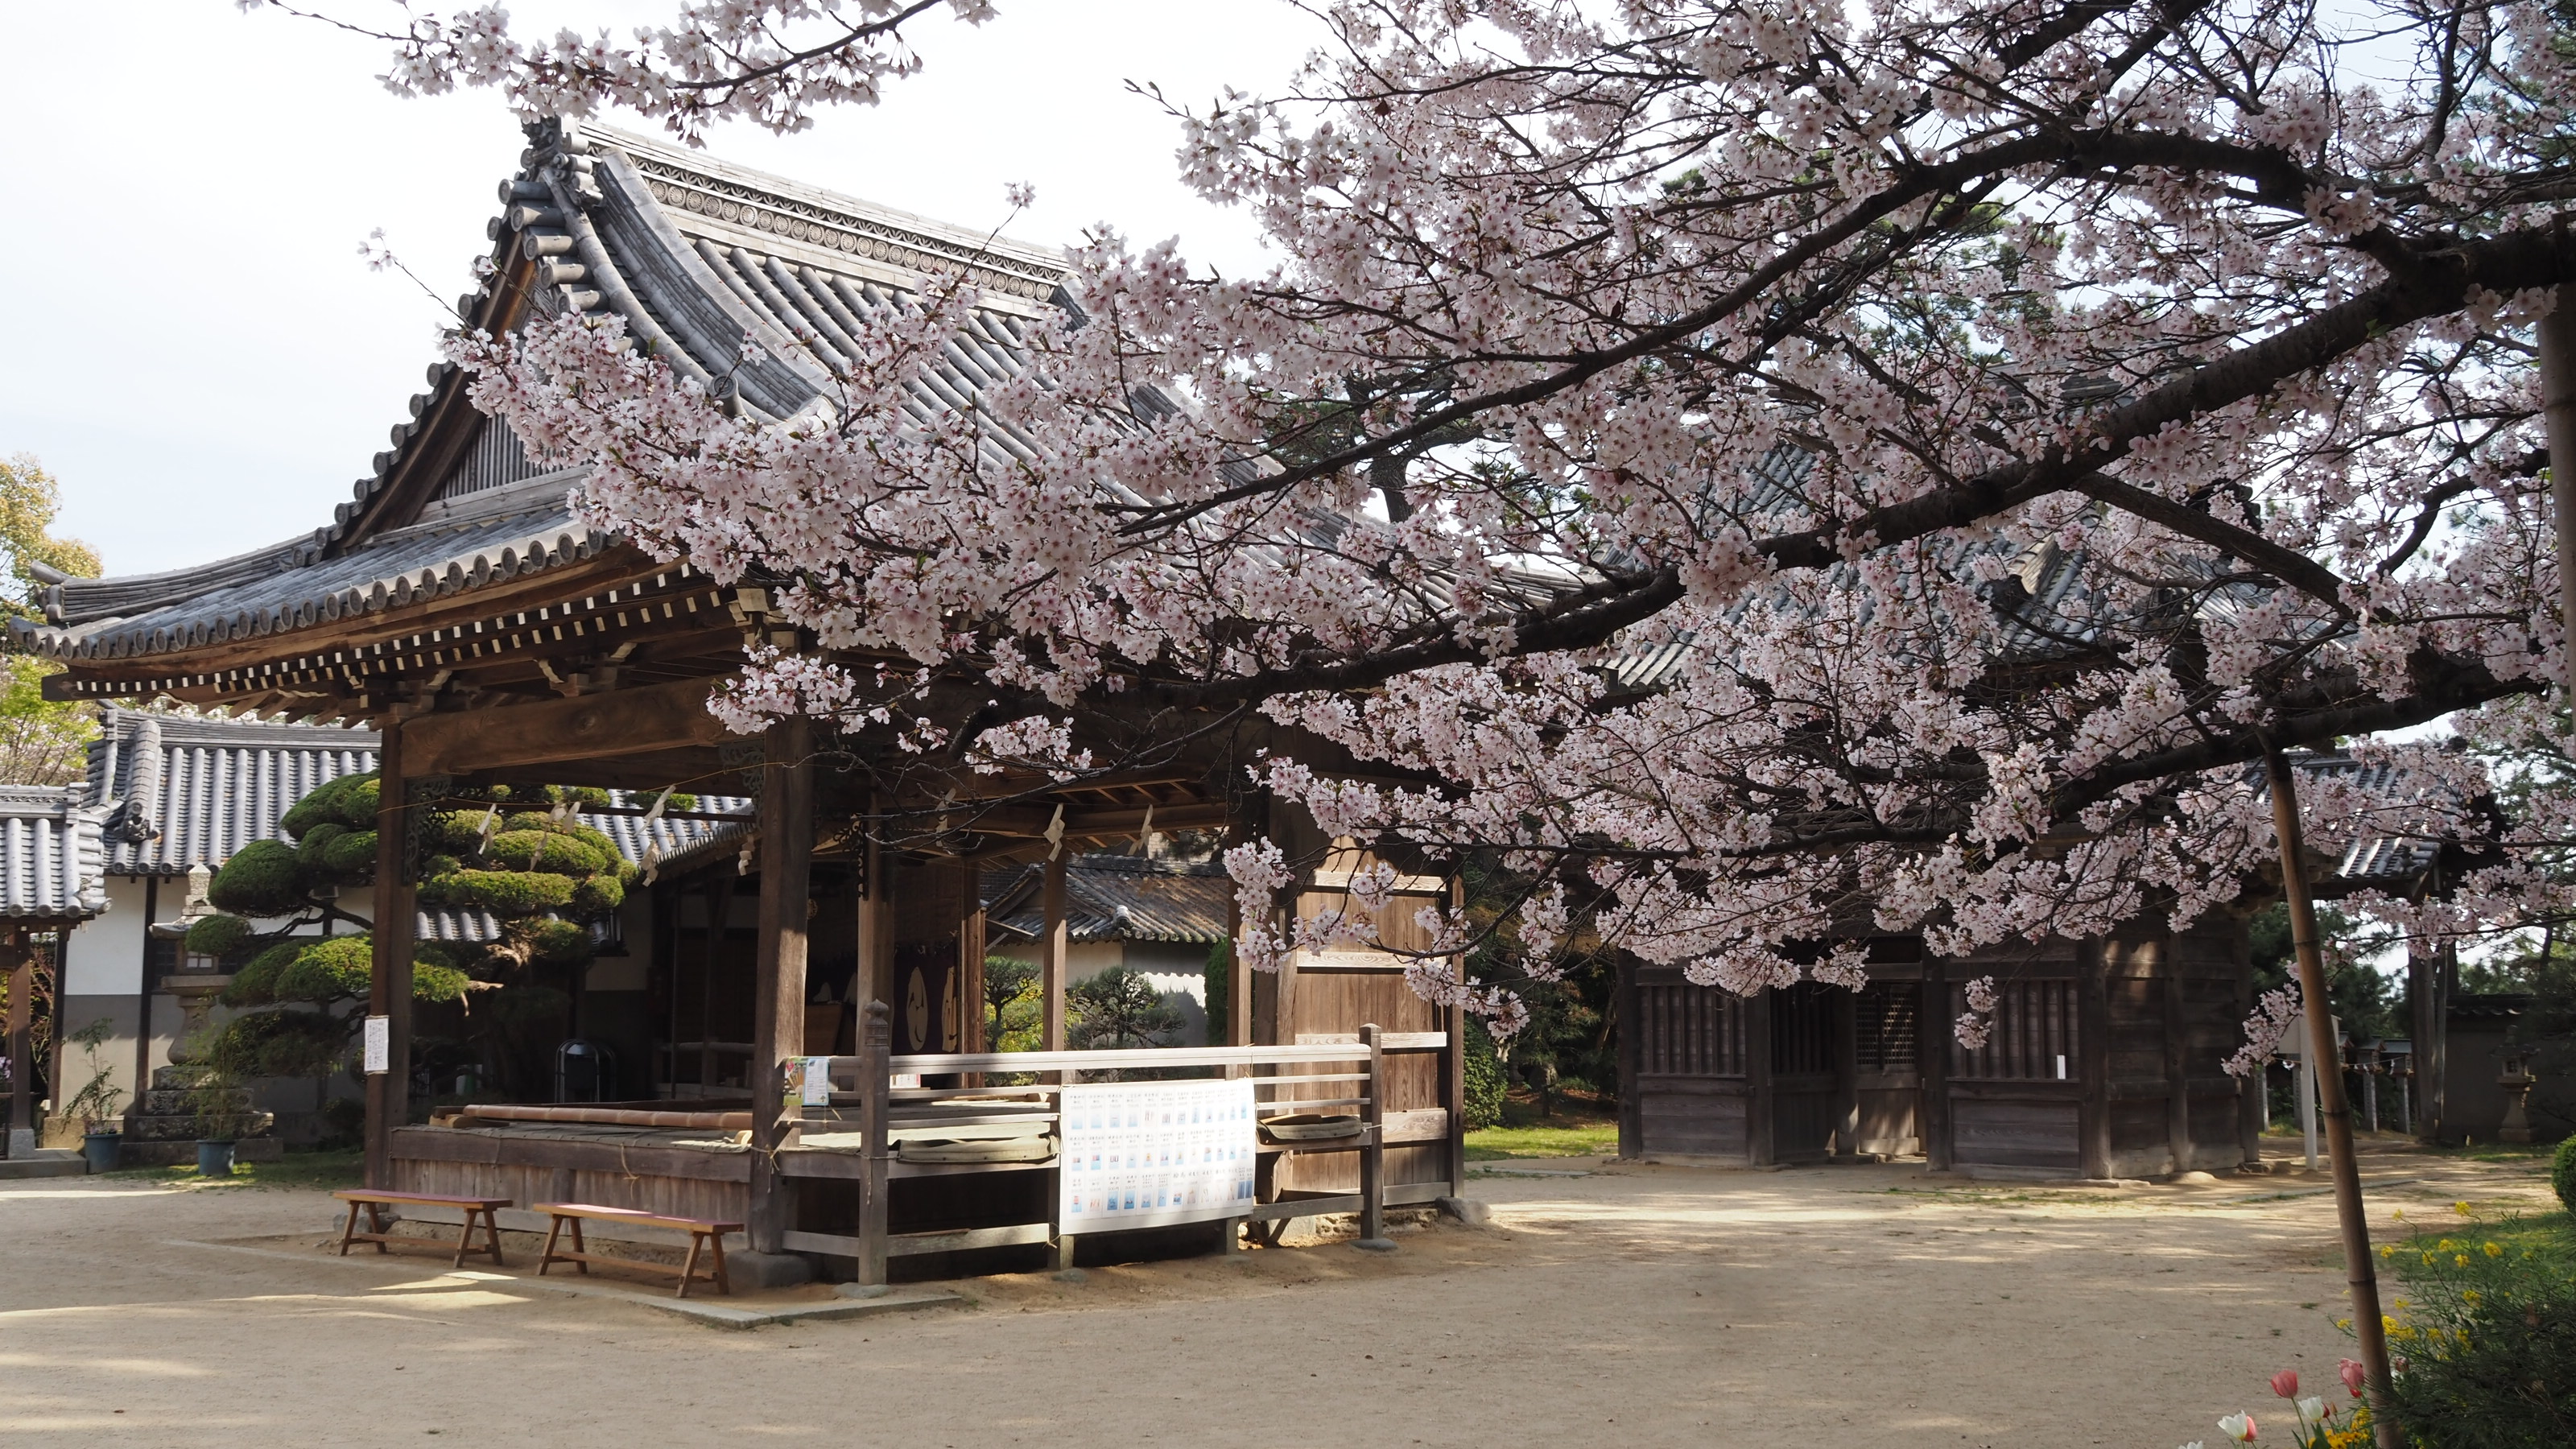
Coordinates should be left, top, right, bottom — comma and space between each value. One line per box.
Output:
774, 1004, 1451, 1286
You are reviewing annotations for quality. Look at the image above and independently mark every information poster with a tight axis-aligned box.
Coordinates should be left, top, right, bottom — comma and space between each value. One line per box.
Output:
1058, 1079, 1257, 1230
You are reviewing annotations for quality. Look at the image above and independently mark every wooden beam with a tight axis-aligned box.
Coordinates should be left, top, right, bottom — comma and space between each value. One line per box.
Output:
364, 720, 416, 1190
402, 674, 733, 776
1040, 852, 1067, 1053
747, 715, 814, 1256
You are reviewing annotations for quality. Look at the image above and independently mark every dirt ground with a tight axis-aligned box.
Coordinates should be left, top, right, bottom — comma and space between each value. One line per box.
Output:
0, 1143, 2558, 1448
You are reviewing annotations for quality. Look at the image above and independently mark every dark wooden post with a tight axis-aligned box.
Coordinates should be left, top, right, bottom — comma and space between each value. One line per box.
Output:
1921, 958, 1951, 1170
960, 906, 988, 1054
699, 872, 736, 1093
856, 998, 890, 1286
1359, 1022, 1386, 1241
747, 716, 815, 1256
2267, 751, 2401, 1447
1831, 984, 1860, 1158
2161, 947, 2192, 1174
855, 817, 890, 1016
1745, 988, 1775, 1166
1039, 852, 1068, 1052
363, 721, 415, 1191
2078, 940, 2112, 1181
5, 930, 31, 1155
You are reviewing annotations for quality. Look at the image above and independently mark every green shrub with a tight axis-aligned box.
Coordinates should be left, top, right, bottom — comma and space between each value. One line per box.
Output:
482, 828, 613, 876
413, 957, 472, 1003
569, 873, 625, 920
2555, 1137, 2575, 1216
183, 913, 257, 960
419, 869, 576, 918
273, 935, 375, 1002
2380, 1212, 2576, 1445
522, 918, 594, 968
1463, 1015, 1508, 1129
221, 941, 305, 1006
279, 772, 377, 837
202, 1007, 350, 1080
208, 839, 308, 917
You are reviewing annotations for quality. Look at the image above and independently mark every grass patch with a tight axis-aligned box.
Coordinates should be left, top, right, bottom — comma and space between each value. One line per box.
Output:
1465, 1121, 1622, 1160
98, 1146, 364, 1192
1466, 1089, 1620, 1159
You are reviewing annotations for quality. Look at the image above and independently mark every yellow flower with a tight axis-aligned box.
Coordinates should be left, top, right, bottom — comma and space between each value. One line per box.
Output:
2422, 1252, 2438, 1265
2456, 1253, 2471, 1267
2392, 1209, 2405, 1220
2463, 1290, 2482, 1305
2454, 1200, 2473, 1217
2483, 1242, 2502, 1257
2380, 1245, 2396, 1258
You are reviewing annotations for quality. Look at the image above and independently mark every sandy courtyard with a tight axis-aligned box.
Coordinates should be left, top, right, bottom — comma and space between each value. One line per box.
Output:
0, 1147, 2556, 1448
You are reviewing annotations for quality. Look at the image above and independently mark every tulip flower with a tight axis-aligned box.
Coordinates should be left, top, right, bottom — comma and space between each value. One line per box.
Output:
2268, 1370, 2298, 1399
2219, 1411, 2257, 1442
2339, 1359, 2367, 1397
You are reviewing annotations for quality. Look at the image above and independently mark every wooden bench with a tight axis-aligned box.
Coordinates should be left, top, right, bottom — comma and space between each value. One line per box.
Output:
333, 1191, 511, 1269
532, 1203, 740, 1298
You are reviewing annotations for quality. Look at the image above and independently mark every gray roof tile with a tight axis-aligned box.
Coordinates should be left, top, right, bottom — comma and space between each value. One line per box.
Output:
0, 786, 107, 920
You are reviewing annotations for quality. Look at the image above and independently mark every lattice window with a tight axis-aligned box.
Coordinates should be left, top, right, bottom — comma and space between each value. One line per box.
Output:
1950, 976, 2079, 1080
1772, 982, 1837, 1075
1640, 980, 1746, 1076
1856, 981, 1920, 1073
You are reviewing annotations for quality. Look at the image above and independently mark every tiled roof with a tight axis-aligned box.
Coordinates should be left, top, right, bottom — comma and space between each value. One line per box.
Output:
985, 853, 1232, 945
0, 786, 106, 920
82, 708, 749, 882
13, 119, 1071, 671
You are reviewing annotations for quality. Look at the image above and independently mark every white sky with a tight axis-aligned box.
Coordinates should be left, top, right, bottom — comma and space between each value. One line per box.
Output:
0, 1, 1324, 578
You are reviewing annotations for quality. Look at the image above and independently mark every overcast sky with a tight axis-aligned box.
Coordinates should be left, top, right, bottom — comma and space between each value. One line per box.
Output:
0, 2, 1322, 579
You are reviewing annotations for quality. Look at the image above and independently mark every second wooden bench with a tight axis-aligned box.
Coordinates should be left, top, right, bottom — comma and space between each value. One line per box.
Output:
532, 1202, 741, 1298
333, 1190, 512, 1269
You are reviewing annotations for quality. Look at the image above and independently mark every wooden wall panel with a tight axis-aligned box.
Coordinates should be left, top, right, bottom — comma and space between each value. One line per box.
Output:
1951, 1096, 2079, 1169
1636, 1078, 1750, 1158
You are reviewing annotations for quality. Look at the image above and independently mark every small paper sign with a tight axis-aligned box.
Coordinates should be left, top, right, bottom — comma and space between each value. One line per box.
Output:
798, 1057, 832, 1106
362, 1015, 390, 1075
889, 1072, 921, 1090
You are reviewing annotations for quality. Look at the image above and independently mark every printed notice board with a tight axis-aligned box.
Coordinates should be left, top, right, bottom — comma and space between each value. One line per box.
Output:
1058, 1079, 1257, 1230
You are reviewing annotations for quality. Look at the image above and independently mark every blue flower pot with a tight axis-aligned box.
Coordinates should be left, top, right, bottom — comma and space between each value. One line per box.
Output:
196, 1140, 237, 1177
81, 1131, 121, 1174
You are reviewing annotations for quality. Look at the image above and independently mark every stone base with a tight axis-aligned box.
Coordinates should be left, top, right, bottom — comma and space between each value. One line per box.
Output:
729, 1250, 815, 1290
1435, 1195, 1492, 1226
0, 1148, 88, 1180
117, 1137, 284, 1169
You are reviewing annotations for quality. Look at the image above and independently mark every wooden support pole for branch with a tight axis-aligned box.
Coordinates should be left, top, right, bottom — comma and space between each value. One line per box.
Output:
1359, 1022, 1386, 1243
364, 721, 414, 1191
2264, 751, 2401, 1449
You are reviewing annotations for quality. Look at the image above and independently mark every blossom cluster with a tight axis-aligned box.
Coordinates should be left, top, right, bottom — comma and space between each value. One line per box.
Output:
427, 2, 2576, 1032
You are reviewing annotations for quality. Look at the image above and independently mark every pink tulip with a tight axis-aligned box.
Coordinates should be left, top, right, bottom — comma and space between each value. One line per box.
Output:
2269, 1370, 2299, 1400
2339, 1360, 2367, 1397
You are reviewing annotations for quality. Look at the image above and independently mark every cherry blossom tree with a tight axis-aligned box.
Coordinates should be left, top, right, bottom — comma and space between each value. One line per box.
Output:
294, 2, 2576, 1044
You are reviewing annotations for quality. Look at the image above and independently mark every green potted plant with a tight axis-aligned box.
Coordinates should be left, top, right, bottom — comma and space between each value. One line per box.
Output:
59, 1017, 126, 1173
184, 1055, 257, 1178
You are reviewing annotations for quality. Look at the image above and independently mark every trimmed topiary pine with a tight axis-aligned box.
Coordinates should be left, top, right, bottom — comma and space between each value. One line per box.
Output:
2553, 1135, 2575, 1217
197, 774, 634, 1088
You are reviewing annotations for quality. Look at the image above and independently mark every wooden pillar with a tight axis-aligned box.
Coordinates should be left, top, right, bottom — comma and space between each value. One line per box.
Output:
1831, 984, 1860, 1158
699, 873, 737, 1093
1921, 958, 1951, 1170
855, 998, 890, 1286
2078, 940, 2113, 1181
363, 722, 415, 1191
5, 929, 31, 1154
747, 716, 815, 1256
2161, 952, 2192, 1174
1359, 1022, 1386, 1241
960, 906, 988, 1054
853, 812, 890, 1016
1745, 988, 1775, 1167
1039, 852, 1068, 1053
2412, 943, 2453, 1143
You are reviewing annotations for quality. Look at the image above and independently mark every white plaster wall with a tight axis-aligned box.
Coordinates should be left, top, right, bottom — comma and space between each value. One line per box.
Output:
60, 876, 150, 996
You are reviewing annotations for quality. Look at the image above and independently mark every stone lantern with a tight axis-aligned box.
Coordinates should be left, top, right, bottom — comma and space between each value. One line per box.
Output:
2497, 1051, 2538, 1145
154, 865, 231, 1065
